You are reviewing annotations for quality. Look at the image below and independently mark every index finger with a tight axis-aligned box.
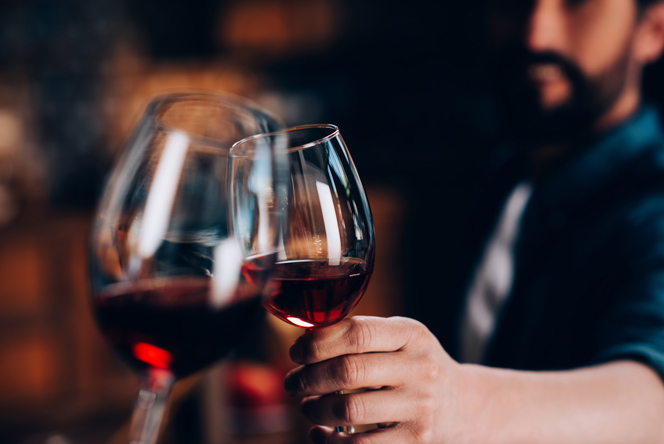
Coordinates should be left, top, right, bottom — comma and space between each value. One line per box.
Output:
290, 316, 421, 364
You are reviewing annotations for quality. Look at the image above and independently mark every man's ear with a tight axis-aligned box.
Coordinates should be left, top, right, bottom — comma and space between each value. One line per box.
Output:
634, 2, 664, 64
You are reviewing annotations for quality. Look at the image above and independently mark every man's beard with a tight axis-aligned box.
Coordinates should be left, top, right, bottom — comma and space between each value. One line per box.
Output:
490, 46, 631, 145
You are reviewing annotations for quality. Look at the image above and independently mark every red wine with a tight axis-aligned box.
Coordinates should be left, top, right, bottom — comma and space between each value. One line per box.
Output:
261, 258, 372, 328
93, 274, 263, 378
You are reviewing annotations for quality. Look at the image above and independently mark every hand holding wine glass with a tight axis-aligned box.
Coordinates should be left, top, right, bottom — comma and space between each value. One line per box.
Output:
283, 316, 464, 443
232, 124, 375, 434
89, 93, 285, 444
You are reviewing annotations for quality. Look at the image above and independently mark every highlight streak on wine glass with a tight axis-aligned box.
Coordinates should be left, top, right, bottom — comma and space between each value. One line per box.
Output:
286, 316, 315, 328
316, 181, 341, 266
248, 139, 273, 252
137, 130, 189, 260
211, 237, 243, 308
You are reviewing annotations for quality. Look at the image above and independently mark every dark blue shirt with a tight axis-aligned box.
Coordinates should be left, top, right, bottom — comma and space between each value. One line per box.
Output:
439, 105, 664, 379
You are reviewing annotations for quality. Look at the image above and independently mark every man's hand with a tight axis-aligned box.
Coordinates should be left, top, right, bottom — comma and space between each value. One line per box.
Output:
284, 316, 664, 444
284, 316, 465, 443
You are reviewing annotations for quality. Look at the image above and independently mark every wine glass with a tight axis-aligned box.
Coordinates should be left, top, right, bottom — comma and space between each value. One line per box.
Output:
89, 92, 285, 444
231, 124, 375, 433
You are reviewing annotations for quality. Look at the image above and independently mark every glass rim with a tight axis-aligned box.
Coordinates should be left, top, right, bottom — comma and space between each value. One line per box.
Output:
146, 91, 282, 147
231, 123, 340, 156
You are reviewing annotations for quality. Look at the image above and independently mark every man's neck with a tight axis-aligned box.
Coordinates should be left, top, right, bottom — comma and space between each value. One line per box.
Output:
527, 88, 642, 180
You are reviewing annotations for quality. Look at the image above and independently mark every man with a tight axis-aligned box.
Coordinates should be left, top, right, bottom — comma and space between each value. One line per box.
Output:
283, 0, 664, 442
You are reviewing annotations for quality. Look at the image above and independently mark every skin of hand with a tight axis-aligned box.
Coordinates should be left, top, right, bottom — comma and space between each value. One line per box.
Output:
284, 316, 466, 443
284, 316, 664, 444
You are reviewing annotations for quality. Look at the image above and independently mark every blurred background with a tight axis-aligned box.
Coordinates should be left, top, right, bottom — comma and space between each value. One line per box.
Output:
2, 1, 664, 443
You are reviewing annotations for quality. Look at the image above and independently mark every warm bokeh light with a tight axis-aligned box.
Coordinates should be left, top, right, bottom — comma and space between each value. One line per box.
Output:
217, 0, 341, 57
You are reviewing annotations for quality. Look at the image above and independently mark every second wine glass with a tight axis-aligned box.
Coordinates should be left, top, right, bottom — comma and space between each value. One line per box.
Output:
89, 92, 286, 444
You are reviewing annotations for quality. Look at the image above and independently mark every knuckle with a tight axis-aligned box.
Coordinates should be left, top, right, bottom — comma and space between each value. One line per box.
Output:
303, 338, 325, 362
416, 427, 434, 444
334, 393, 365, 423
419, 355, 441, 382
411, 395, 436, 443
347, 317, 377, 352
337, 354, 365, 386
394, 316, 430, 348
412, 320, 431, 340
418, 392, 436, 415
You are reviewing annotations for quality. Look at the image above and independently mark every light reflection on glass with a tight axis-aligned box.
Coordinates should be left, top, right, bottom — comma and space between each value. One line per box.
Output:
286, 316, 315, 328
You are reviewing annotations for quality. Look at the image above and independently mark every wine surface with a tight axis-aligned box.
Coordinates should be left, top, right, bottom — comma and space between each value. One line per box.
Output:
261, 258, 372, 328
94, 275, 262, 378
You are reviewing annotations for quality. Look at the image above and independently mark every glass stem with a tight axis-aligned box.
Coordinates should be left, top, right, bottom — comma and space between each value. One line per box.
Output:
334, 390, 356, 434
128, 369, 175, 444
